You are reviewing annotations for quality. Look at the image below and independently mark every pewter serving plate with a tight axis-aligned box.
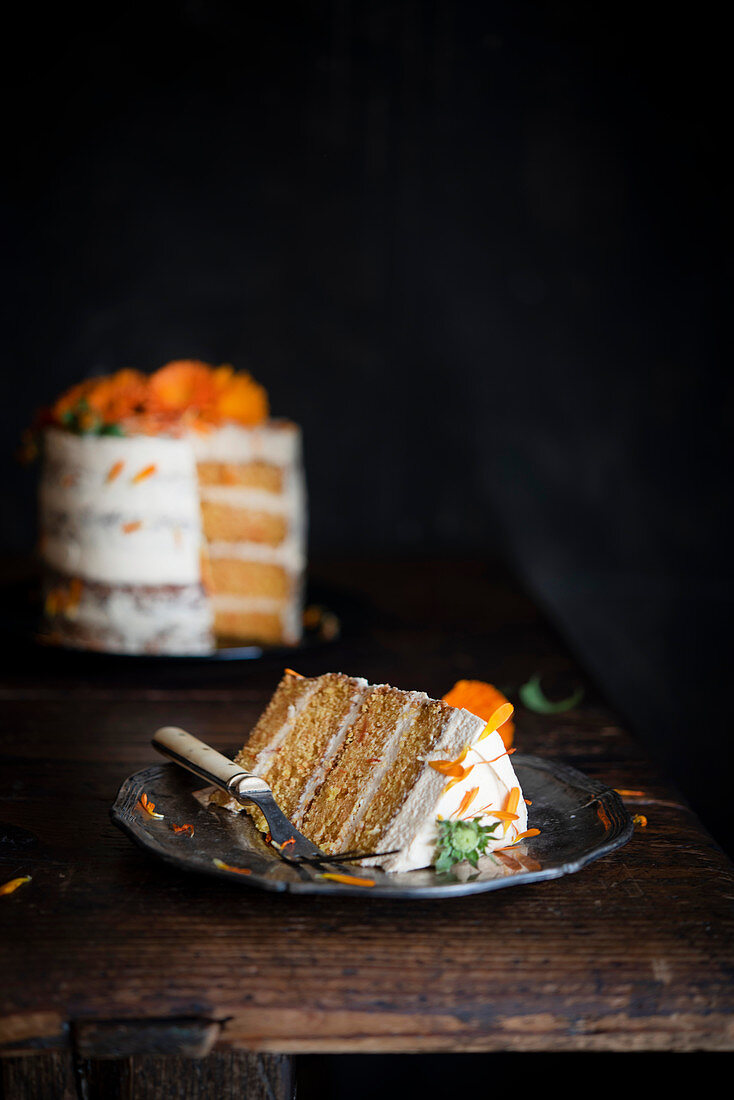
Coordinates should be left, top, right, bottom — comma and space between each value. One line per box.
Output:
111, 755, 633, 898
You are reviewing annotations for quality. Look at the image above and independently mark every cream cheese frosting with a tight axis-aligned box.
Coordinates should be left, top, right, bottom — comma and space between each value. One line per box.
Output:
190, 420, 301, 465
40, 428, 204, 586
373, 708, 528, 872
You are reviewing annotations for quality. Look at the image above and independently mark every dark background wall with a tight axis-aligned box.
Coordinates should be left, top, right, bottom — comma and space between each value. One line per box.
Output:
2, 3, 731, 849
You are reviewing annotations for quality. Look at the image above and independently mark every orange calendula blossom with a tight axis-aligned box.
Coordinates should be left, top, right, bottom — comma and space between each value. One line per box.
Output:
442, 681, 515, 748
171, 822, 195, 837
87, 369, 149, 424
46, 360, 270, 436
53, 370, 149, 429
148, 360, 218, 413
212, 366, 269, 426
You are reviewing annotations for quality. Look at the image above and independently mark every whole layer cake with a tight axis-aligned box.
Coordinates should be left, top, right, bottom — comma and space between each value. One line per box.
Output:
35, 361, 306, 654
214, 670, 529, 873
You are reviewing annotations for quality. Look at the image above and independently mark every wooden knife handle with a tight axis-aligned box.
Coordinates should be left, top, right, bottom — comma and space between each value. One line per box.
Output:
151, 726, 253, 794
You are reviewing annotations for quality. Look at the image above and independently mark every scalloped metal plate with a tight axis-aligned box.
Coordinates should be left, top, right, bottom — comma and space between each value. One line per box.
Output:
111, 754, 633, 898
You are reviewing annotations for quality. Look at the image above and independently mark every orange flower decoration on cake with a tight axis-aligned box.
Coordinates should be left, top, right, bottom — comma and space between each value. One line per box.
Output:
212, 365, 269, 425
53, 379, 96, 423
442, 680, 516, 748
53, 370, 149, 430
47, 361, 270, 436
148, 361, 218, 414
87, 369, 149, 424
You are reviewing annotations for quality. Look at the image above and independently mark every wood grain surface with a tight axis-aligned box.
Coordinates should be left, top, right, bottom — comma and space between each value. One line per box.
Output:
1, 558, 733, 1059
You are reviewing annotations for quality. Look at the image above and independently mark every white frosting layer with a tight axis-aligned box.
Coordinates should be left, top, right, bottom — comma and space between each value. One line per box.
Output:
59, 583, 213, 655
40, 428, 203, 585
200, 485, 291, 512
376, 709, 528, 873
191, 421, 301, 465
207, 537, 305, 572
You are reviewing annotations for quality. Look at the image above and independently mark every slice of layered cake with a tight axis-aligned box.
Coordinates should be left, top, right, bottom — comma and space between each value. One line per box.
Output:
215, 670, 529, 873
34, 361, 306, 655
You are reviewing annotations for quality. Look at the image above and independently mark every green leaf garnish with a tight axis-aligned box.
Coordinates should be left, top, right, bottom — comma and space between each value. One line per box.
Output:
434, 816, 500, 874
58, 401, 125, 437
518, 673, 584, 714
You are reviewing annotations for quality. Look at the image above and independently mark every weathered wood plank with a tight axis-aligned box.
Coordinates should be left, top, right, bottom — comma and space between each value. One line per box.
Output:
1, 1051, 77, 1100
1, 1051, 293, 1100
72, 1018, 222, 1059
1, 559, 733, 1056
77, 1052, 293, 1100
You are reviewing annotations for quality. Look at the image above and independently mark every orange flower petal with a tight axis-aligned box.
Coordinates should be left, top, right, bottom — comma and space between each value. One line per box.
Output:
478, 702, 515, 742
443, 680, 515, 748
320, 873, 375, 887
597, 803, 612, 830
138, 793, 164, 819
429, 744, 471, 777
213, 858, 252, 875
452, 786, 480, 819
106, 460, 125, 482
505, 786, 521, 816
487, 810, 520, 823
0, 875, 31, 897
131, 463, 157, 484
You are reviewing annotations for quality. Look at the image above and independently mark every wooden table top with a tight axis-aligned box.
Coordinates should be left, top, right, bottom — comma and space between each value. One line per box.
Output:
1, 557, 733, 1056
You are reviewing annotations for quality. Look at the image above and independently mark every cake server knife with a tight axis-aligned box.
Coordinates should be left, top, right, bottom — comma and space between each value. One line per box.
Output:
152, 725, 326, 862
